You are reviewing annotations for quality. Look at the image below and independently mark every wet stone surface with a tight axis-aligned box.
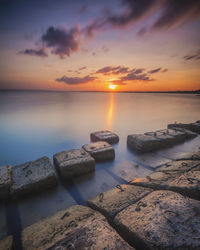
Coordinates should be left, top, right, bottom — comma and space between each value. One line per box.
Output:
10, 157, 57, 199
22, 205, 134, 250
82, 141, 115, 162
87, 184, 152, 220
114, 190, 200, 250
53, 149, 95, 180
90, 130, 119, 144
131, 161, 200, 189
0, 203, 7, 240
0, 235, 13, 250
0, 165, 12, 199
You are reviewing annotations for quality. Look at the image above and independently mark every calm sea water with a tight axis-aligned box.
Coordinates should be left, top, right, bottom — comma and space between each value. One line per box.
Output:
0, 91, 200, 246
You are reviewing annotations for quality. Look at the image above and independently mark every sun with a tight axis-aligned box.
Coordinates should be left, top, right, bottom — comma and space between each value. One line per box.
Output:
108, 84, 117, 90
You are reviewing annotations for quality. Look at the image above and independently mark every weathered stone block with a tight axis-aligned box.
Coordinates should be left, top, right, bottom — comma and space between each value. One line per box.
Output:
127, 134, 162, 153
168, 122, 200, 134
10, 157, 57, 199
0, 235, 13, 250
53, 149, 95, 179
0, 165, 12, 199
167, 167, 200, 200
114, 190, 200, 249
87, 184, 152, 219
22, 205, 134, 250
82, 141, 115, 162
90, 130, 119, 144
131, 160, 200, 191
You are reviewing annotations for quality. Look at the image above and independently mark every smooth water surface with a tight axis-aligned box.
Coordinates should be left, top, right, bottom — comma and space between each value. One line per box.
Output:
0, 91, 200, 246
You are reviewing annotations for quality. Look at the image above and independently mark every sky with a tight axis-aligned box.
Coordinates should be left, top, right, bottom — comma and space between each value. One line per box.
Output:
0, 0, 200, 92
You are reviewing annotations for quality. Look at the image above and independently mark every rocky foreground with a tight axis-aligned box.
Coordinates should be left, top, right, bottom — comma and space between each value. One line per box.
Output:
1, 150, 200, 250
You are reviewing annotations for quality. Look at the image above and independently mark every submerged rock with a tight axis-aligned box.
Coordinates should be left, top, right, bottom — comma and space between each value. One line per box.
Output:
53, 149, 95, 180
0, 165, 12, 199
82, 141, 115, 162
87, 184, 152, 219
175, 150, 200, 161
10, 156, 57, 199
90, 130, 119, 144
0, 236, 13, 250
114, 190, 200, 249
22, 205, 134, 250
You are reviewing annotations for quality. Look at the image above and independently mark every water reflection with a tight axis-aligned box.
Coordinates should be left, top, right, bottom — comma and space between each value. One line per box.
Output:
106, 93, 114, 130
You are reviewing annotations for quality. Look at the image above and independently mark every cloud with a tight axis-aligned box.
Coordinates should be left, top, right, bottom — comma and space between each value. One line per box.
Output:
120, 72, 153, 82
96, 66, 130, 75
152, 0, 200, 31
19, 47, 48, 57
41, 26, 81, 58
56, 75, 96, 85
148, 67, 162, 74
79, 66, 87, 70
183, 50, 200, 61
161, 68, 168, 72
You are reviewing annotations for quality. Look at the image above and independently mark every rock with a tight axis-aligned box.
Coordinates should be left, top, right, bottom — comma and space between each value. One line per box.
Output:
87, 184, 152, 219
168, 122, 200, 134
175, 150, 200, 161
127, 128, 197, 153
53, 149, 95, 180
114, 190, 200, 249
82, 141, 115, 162
0, 204, 7, 240
10, 157, 57, 199
131, 160, 200, 191
0, 235, 13, 250
167, 166, 200, 200
127, 134, 162, 153
90, 130, 119, 144
0, 165, 12, 199
22, 205, 134, 250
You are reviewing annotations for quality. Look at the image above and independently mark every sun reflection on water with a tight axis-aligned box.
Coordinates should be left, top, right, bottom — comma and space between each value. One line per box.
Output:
106, 93, 115, 130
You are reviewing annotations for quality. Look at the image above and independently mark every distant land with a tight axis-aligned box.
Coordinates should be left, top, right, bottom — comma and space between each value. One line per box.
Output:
0, 89, 200, 94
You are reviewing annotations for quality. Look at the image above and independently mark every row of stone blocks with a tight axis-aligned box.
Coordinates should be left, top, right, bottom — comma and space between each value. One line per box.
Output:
0, 132, 117, 200
127, 120, 200, 153
2, 150, 200, 249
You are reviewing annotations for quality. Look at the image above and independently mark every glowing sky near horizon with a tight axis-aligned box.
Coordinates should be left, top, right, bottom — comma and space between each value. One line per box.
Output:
0, 0, 200, 91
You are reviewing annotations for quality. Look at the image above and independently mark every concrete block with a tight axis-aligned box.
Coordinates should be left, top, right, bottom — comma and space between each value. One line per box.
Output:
0, 236, 13, 250
127, 134, 162, 153
82, 141, 115, 162
22, 205, 134, 250
0, 165, 12, 199
11, 157, 57, 199
168, 122, 200, 134
114, 190, 200, 249
53, 149, 95, 179
90, 130, 119, 144
87, 184, 152, 219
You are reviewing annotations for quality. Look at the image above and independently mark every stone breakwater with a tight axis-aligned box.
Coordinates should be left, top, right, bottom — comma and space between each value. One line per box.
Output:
0, 124, 200, 249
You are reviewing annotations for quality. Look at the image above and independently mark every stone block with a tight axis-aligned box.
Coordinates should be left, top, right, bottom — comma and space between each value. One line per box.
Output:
53, 149, 95, 179
127, 134, 162, 153
10, 157, 57, 199
168, 122, 200, 134
131, 160, 200, 190
90, 130, 119, 144
87, 184, 152, 219
0, 165, 12, 199
82, 141, 115, 162
0, 236, 13, 250
114, 190, 200, 249
22, 205, 134, 250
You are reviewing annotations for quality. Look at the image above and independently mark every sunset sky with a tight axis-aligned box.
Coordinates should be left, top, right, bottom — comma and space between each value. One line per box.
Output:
0, 0, 200, 91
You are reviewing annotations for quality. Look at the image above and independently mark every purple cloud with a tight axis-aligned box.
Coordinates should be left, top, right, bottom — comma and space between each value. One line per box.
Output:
19, 47, 48, 57
56, 75, 96, 85
184, 50, 200, 61
148, 68, 162, 74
